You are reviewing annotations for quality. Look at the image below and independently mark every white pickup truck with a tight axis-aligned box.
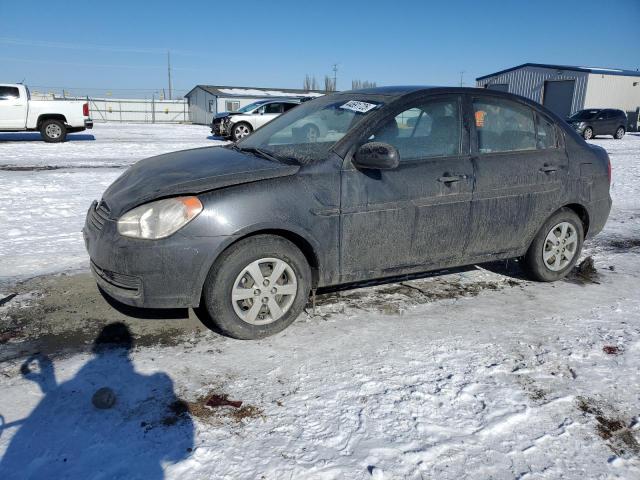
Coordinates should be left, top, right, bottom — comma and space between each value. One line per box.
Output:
0, 83, 93, 142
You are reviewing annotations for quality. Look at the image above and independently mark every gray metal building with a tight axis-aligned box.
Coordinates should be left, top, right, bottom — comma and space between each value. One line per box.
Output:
476, 63, 640, 121
184, 85, 324, 125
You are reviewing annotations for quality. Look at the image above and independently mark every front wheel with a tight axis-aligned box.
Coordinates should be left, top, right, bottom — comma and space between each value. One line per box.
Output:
231, 122, 253, 141
582, 127, 593, 140
614, 126, 625, 139
199, 235, 311, 339
522, 208, 584, 282
40, 119, 67, 143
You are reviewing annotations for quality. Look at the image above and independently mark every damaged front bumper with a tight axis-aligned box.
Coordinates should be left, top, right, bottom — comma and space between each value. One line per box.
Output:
83, 200, 231, 309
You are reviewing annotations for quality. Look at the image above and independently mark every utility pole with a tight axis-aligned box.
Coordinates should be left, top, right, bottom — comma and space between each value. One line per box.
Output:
167, 51, 173, 100
459, 71, 465, 87
332, 63, 338, 91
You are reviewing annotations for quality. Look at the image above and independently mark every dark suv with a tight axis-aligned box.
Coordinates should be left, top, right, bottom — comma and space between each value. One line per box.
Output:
85, 87, 612, 339
567, 108, 627, 140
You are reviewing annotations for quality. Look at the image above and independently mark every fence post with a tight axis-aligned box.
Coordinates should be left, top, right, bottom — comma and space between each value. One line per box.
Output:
152, 95, 155, 124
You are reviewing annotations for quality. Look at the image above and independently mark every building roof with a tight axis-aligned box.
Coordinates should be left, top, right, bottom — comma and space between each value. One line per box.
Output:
476, 63, 640, 81
184, 85, 325, 98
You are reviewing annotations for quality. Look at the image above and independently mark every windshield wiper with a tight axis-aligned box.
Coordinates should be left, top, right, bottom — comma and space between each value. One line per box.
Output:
234, 145, 283, 163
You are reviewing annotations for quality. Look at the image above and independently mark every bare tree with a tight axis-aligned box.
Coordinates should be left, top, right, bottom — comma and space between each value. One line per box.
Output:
303, 74, 319, 91
352, 80, 377, 89
324, 75, 336, 92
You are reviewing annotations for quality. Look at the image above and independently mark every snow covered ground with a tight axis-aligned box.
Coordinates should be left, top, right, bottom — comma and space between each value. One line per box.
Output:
0, 127, 639, 479
0, 123, 224, 279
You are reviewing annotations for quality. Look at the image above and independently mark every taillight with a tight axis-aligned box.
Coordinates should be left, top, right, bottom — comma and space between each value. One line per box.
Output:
83, 103, 89, 117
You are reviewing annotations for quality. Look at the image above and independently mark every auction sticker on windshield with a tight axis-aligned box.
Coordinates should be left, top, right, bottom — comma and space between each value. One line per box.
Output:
339, 100, 380, 114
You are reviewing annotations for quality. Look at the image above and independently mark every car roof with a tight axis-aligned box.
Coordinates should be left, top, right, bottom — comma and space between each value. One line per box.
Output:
341, 85, 545, 100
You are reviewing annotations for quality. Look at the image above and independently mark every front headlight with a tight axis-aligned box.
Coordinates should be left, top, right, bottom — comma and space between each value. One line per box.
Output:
117, 196, 203, 239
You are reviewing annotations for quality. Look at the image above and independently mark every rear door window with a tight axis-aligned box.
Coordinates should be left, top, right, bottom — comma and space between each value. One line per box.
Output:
264, 103, 284, 114
0, 86, 20, 100
473, 97, 536, 153
283, 103, 298, 112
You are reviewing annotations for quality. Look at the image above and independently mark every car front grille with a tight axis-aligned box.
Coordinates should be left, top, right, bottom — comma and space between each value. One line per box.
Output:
89, 201, 111, 231
91, 261, 142, 295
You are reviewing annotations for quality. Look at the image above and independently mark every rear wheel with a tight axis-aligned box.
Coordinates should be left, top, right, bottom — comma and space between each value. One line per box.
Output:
582, 127, 593, 140
522, 208, 584, 282
199, 235, 311, 339
40, 119, 67, 143
232, 122, 252, 141
614, 126, 625, 139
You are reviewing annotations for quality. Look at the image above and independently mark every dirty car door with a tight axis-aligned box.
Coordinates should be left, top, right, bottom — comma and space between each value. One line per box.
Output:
466, 95, 568, 258
340, 95, 474, 281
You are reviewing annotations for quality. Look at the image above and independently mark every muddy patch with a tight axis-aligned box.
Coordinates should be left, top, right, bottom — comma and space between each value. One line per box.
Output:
577, 397, 639, 457
0, 273, 209, 362
597, 237, 640, 252
168, 392, 263, 425
566, 256, 600, 285
312, 277, 521, 317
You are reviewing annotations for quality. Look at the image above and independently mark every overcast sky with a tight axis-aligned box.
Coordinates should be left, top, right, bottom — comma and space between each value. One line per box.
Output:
1, 0, 638, 98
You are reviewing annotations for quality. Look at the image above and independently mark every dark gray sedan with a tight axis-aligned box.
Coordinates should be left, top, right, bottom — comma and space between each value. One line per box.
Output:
84, 87, 612, 339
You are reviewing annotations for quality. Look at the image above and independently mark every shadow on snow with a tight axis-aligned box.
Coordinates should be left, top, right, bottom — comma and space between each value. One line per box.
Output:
0, 322, 194, 480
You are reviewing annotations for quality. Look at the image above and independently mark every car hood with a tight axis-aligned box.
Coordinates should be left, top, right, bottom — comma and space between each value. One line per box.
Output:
102, 146, 299, 217
213, 111, 245, 120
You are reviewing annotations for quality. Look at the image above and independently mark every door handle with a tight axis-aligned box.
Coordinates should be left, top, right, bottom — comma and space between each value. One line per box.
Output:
540, 165, 558, 173
438, 174, 466, 183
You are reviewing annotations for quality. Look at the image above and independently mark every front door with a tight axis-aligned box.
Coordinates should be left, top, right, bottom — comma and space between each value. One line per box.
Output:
0, 85, 27, 129
466, 94, 569, 258
339, 95, 474, 281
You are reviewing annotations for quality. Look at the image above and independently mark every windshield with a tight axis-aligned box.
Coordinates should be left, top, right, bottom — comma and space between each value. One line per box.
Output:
236, 101, 268, 113
237, 95, 384, 164
568, 109, 600, 121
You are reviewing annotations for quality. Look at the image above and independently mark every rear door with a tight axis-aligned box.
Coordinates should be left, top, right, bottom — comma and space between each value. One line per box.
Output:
340, 94, 474, 280
254, 102, 284, 129
601, 109, 618, 135
0, 85, 27, 129
466, 94, 568, 258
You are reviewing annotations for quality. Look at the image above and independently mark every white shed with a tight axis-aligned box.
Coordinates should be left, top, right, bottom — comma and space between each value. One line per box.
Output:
184, 85, 325, 125
476, 63, 640, 124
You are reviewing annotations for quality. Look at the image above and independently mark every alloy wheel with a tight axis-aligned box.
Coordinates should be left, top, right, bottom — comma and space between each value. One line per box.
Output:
583, 128, 593, 140
542, 221, 578, 271
231, 257, 298, 325
234, 124, 251, 139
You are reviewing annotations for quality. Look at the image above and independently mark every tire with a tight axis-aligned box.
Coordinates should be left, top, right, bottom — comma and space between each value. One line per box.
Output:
40, 119, 67, 143
522, 208, 584, 282
614, 126, 625, 139
231, 122, 253, 141
199, 235, 311, 339
582, 127, 593, 140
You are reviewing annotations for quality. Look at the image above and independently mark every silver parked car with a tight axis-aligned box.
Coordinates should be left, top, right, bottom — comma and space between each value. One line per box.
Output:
211, 99, 303, 141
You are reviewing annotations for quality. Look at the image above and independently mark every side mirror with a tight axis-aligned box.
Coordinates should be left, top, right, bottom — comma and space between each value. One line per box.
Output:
353, 142, 400, 170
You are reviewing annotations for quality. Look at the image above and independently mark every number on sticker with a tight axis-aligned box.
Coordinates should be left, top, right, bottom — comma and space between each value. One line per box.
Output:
340, 101, 379, 114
